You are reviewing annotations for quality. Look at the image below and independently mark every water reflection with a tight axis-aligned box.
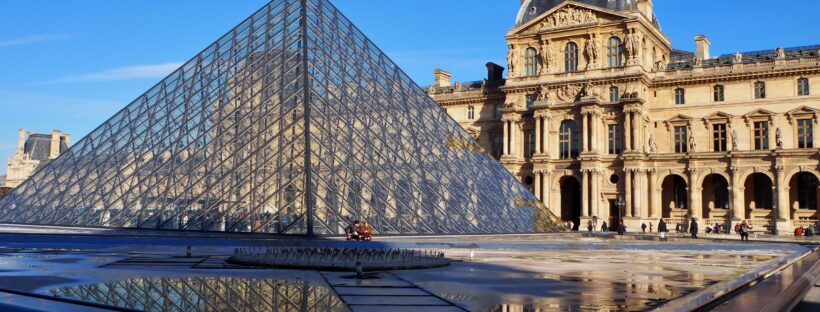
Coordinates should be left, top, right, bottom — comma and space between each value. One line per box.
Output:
402, 252, 781, 312
49, 276, 348, 312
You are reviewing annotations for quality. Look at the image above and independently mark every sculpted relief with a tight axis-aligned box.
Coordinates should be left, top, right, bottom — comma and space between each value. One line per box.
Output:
538, 6, 598, 30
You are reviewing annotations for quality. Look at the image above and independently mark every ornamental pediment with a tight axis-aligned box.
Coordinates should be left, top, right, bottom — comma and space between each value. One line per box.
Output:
513, 2, 629, 35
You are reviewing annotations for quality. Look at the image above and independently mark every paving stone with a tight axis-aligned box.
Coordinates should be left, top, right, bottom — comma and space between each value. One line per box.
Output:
341, 295, 450, 306
334, 287, 428, 296
349, 305, 465, 312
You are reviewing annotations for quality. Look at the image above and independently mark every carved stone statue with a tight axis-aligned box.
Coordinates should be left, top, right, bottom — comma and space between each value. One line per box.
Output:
507, 45, 516, 77
688, 127, 696, 152
648, 134, 657, 154
584, 38, 598, 69
624, 29, 641, 64
540, 6, 598, 29
556, 84, 583, 102
776, 127, 783, 148
539, 40, 551, 73
582, 80, 599, 98
731, 128, 738, 151
775, 47, 786, 59
733, 52, 743, 64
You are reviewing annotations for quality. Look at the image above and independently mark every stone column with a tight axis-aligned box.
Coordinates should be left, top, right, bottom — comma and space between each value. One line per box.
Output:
582, 113, 589, 152
648, 169, 658, 218
542, 170, 551, 208
591, 169, 600, 217
534, 170, 542, 199
688, 168, 702, 220
632, 112, 640, 153
625, 169, 633, 217
590, 112, 599, 153
543, 116, 551, 156
632, 169, 642, 217
730, 167, 744, 221
624, 111, 632, 151
581, 170, 590, 217
776, 166, 789, 221
511, 122, 518, 157
503, 121, 510, 156
535, 116, 542, 154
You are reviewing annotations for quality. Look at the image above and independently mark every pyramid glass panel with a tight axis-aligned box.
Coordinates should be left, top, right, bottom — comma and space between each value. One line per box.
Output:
0, 0, 561, 235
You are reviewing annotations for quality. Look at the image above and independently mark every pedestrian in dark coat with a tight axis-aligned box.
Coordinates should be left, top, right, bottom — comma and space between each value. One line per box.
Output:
689, 218, 699, 239
658, 219, 668, 239
601, 222, 608, 237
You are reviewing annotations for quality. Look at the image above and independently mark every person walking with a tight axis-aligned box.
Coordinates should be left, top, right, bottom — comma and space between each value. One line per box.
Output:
587, 220, 594, 233
641, 223, 647, 233
740, 220, 751, 241
601, 221, 608, 237
658, 219, 668, 239
689, 218, 699, 239
649, 222, 654, 233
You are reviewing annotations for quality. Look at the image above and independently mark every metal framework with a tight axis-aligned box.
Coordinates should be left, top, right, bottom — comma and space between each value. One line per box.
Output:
0, 0, 560, 235
49, 277, 346, 312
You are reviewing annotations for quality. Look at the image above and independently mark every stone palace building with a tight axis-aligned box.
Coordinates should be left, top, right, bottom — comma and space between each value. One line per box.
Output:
5, 129, 69, 189
427, 0, 820, 233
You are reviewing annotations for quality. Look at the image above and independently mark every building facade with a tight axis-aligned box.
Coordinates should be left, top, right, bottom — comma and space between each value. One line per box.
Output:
427, 0, 820, 233
6, 128, 69, 188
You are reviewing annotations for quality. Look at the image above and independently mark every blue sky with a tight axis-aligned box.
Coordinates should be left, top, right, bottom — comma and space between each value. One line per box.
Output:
1, 0, 819, 174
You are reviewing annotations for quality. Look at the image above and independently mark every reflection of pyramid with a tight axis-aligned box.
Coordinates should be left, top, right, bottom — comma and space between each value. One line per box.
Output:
0, 0, 560, 235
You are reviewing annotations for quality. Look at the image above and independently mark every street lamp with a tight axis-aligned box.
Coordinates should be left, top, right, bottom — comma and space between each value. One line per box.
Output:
616, 196, 625, 231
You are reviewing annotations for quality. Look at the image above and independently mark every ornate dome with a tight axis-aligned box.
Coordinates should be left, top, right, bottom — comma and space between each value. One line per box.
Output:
516, 0, 638, 26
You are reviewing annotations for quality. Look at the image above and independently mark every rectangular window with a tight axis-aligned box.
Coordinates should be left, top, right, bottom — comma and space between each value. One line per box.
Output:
524, 130, 535, 158
610, 87, 620, 103
467, 106, 475, 120
798, 78, 810, 96
754, 81, 766, 99
713, 85, 725, 102
492, 135, 504, 159
608, 124, 623, 154
712, 124, 727, 152
526, 94, 536, 109
754, 121, 769, 150
798, 119, 814, 149
495, 104, 503, 119
675, 88, 685, 105
674, 126, 688, 153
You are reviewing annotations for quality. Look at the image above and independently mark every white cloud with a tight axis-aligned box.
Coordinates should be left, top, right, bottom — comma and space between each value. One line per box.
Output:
0, 33, 79, 47
49, 62, 184, 83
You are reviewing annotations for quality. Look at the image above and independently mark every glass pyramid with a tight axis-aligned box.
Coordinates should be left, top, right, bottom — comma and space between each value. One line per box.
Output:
0, 0, 561, 235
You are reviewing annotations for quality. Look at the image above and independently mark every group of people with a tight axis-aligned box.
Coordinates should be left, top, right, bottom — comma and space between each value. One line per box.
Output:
794, 225, 817, 237
345, 220, 374, 241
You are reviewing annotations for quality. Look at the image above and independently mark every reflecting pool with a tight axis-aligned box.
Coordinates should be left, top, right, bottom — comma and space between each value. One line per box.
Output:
48, 276, 349, 312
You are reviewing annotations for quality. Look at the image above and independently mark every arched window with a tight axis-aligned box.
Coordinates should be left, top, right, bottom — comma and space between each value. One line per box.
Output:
798, 78, 810, 96
754, 81, 766, 99
565, 42, 579, 72
524, 47, 538, 77
713, 85, 725, 102
607, 37, 622, 68
559, 120, 580, 159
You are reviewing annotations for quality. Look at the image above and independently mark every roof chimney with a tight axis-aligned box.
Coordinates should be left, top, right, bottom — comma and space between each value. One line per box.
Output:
16, 128, 26, 156
49, 130, 61, 159
433, 69, 452, 88
694, 35, 711, 62
486, 62, 504, 81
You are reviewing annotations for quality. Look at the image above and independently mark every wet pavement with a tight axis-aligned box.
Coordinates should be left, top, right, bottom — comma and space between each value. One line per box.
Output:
0, 232, 811, 311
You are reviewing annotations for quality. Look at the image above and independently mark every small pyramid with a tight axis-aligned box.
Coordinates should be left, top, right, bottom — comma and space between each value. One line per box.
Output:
0, 0, 561, 235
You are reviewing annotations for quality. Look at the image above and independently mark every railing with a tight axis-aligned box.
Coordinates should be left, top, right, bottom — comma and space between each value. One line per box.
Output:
748, 219, 773, 232
794, 219, 818, 228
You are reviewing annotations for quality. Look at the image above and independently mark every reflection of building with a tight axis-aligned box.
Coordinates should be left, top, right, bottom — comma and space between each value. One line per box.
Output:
50, 277, 347, 311
5, 128, 69, 188
428, 0, 819, 233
